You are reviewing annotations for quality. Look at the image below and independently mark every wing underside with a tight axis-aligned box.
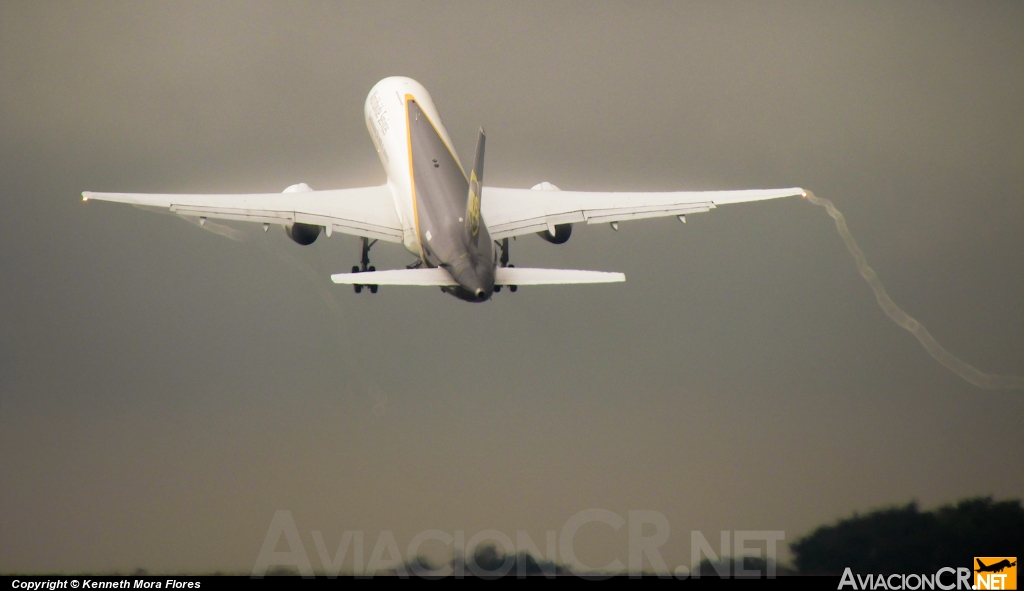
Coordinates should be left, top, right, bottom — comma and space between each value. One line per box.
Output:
480, 186, 805, 239
82, 185, 404, 243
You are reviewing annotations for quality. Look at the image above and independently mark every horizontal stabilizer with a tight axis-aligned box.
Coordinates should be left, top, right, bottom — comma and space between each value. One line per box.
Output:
495, 267, 624, 285
331, 268, 457, 286
329, 267, 625, 286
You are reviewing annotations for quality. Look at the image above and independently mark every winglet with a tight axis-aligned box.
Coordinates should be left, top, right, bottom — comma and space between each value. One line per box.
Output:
465, 128, 485, 243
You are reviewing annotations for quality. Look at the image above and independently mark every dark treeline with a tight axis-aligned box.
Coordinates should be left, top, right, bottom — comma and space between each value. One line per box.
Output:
404, 544, 566, 578
691, 556, 792, 578
212, 496, 1024, 577
420, 496, 1023, 577
406, 548, 783, 578
791, 497, 1024, 575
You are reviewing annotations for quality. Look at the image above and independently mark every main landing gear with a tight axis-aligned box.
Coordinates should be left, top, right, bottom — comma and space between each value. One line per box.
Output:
493, 237, 517, 293
351, 237, 378, 294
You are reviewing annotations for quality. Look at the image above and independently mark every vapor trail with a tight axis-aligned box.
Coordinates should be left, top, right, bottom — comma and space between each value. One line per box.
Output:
136, 205, 247, 241
180, 216, 245, 241
174, 210, 387, 408
804, 191, 1024, 390
253, 234, 391, 416
167, 212, 387, 408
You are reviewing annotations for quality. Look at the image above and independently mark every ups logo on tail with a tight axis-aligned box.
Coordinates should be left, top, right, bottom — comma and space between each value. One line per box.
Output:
974, 557, 1017, 590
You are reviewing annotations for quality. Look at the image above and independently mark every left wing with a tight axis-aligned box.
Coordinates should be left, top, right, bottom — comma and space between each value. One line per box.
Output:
481, 185, 805, 239
82, 184, 404, 243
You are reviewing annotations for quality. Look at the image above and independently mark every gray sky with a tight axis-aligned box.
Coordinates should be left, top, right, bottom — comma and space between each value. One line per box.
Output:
1, 1, 1021, 574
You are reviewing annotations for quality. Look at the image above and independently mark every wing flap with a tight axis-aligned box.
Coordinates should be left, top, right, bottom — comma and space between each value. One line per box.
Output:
584, 203, 712, 224
171, 206, 293, 225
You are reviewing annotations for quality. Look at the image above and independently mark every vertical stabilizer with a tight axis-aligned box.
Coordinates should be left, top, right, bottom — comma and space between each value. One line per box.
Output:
466, 128, 485, 243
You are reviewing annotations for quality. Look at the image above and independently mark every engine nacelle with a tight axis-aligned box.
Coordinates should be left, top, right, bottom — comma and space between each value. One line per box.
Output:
538, 223, 572, 244
530, 182, 572, 244
281, 183, 320, 245
285, 222, 321, 245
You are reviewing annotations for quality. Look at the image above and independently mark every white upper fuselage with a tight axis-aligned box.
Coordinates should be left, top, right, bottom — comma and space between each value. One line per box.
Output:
364, 77, 466, 257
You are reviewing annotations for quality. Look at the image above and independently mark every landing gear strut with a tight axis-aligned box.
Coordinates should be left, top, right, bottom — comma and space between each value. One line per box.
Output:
498, 238, 510, 268
494, 237, 517, 293
351, 237, 378, 294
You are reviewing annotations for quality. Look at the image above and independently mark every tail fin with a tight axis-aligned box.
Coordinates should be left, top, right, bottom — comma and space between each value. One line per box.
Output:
466, 128, 485, 243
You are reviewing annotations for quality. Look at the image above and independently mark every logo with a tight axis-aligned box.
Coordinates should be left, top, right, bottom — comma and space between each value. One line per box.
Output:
975, 557, 1017, 590
466, 171, 481, 237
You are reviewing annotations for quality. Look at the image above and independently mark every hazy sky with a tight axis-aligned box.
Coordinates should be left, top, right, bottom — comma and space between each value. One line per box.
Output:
1, 1, 1021, 574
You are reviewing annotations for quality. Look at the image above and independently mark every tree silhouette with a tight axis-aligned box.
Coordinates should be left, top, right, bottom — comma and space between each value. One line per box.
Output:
406, 544, 566, 578
791, 497, 1024, 575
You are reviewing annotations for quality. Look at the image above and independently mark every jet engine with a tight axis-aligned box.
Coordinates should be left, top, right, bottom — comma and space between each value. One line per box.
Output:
531, 181, 572, 244
285, 222, 321, 245
538, 223, 572, 244
281, 182, 321, 245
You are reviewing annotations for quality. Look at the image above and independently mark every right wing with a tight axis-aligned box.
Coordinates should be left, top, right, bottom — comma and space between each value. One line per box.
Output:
481, 185, 805, 239
82, 184, 404, 243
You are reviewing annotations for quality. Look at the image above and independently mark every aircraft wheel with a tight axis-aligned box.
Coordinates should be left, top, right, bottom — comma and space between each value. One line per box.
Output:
351, 266, 360, 274
368, 266, 376, 272
369, 285, 378, 294
494, 285, 501, 293
354, 285, 363, 294
510, 285, 517, 292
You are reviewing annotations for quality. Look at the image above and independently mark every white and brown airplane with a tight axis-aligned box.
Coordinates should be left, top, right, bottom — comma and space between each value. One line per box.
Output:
83, 76, 806, 302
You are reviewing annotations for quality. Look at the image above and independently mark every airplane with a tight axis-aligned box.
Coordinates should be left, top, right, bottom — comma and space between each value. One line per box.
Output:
82, 76, 807, 302
976, 559, 1016, 573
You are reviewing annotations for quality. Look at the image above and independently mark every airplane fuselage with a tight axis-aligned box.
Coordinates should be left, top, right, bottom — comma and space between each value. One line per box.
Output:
364, 77, 494, 301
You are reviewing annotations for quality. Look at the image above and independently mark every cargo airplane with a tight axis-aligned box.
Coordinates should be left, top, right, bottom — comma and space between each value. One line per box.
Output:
83, 76, 807, 302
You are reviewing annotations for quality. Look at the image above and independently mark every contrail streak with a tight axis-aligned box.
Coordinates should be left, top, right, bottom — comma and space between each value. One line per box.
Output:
180, 216, 245, 241
804, 191, 1023, 390
253, 234, 391, 417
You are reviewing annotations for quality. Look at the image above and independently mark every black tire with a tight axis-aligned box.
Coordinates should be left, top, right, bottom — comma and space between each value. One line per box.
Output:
369, 285, 378, 294
494, 285, 502, 293
354, 285, 362, 294
368, 266, 376, 272
510, 285, 518, 292
352, 266, 360, 274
